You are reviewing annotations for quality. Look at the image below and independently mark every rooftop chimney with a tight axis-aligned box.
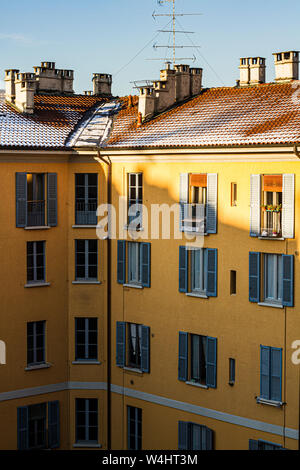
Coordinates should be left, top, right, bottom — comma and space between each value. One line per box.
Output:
138, 64, 203, 120
273, 51, 299, 82
92, 74, 112, 96
14, 73, 36, 114
239, 57, 266, 86
33, 61, 74, 94
4, 69, 19, 104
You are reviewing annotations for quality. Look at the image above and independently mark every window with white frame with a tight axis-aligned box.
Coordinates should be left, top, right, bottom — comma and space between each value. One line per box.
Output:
75, 240, 98, 281
27, 321, 46, 366
179, 247, 217, 298
127, 406, 142, 450
127, 173, 143, 228
75, 174, 98, 225
27, 241, 46, 284
75, 398, 98, 444
116, 322, 150, 373
117, 240, 151, 288
264, 254, 283, 305
75, 318, 98, 362
128, 242, 141, 285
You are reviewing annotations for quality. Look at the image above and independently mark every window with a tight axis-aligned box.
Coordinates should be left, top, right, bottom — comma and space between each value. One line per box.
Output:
116, 322, 150, 373
75, 174, 98, 225
75, 318, 98, 361
179, 173, 217, 234
16, 172, 57, 228
127, 406, 142, 450
27, 321, 45, 366
249, 252, 294, 307
117, 241, 151, 288
17, 401, 60, 450
179, 247, 217, 298
259, 345, 282, 403
75, 399, 98, 445
178, 422, 213, 450
229, 358, 235, 385
178, 332, 217, 388
75, 240, 98, 281
231, 183, 237, 206
249, 439, 283, 450
250, 174, 294, 239
230, 270, 237, 295
127, 173, 143, 229
27, 241, 46, 284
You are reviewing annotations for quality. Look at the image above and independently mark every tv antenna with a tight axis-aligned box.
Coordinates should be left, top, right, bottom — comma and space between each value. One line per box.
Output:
151, 0, 202, 66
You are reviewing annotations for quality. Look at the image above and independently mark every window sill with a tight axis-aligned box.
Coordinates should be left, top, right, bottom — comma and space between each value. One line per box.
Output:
123, 366, 143, 374
186, 381, 209, 390
72, 360, 101, 365
258, 236, 285, 241
182, 229, 208, 236
24, 226, 51, 230
186, 293, 208, 299
123, 283, 143, 289
73, 443, 102, 448
258, 302, 284, 309
24, 282, 50, 288
72, 225, 97, 228
256, 397, 284, 408
72, 280, 101, 285
25, 363, 51, 371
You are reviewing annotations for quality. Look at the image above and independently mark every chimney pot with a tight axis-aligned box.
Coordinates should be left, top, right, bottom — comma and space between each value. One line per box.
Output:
273, 50, 299, 82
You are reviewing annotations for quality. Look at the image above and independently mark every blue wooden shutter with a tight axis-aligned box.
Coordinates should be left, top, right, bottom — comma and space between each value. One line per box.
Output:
141, 325, 150, 373
206, 337, 217, 388
48, 401, 60, 449
206, 174, 218, 234
16, 172, 27, 227
260, 345, 270, 400
250, 175, 261, 237
282, 255, 294, 307
47, 173, 57, 226
206, 249, 217, 297
17, 406, 29, 450
249, 252, 260, 303
270, 348, 282, 402
179, 173, 189, 231
117, 240, 126, 284
179, 246, 188, 293
249, 439, 259, 450
178, 332, 188, 381
116, 321, 126, 367
282, 174, 295, 239
141, 243, 151, 288
178, 421, 189, 450
205, 427, 213, 450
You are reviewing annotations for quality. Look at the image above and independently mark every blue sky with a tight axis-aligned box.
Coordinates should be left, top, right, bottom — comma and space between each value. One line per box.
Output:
0, 0, 300, 96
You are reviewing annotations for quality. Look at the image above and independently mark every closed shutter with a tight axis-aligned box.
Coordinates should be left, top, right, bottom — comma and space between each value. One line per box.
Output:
249, 439, 259, 450
204, 427, 213, 450
179, 246, 188, 293
141, 325, 150, 373
17, 406, 29, 450
47, 173, 57, 226
116, 322, 126, 367
206, 249, 217, 297
249, 252, 260, 303
16, 173, 27, 227
141, 243, 151, 288
178, 332, 188, 381
206, 174, 218, 234
250, 175, 261, 237
206, 337, 217, 388
270, 348, 282, 402
178, 421, 189, 450
282, 174, 294, 239
179, 173, 189, 231
48, 401, 60, 449
117, 240, 126, 284
282, 255, 294, 307
260, 345, 270, 400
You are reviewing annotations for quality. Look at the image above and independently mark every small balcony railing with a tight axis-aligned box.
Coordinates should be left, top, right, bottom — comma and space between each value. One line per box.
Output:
27, 200, 45, 227
75, 201, 97, 225
181, 203, 206, 233
260, 209, 282, 238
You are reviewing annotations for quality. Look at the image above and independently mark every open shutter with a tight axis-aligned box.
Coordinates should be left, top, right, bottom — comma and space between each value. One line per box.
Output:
249, 439, 259, 450
205, 427, 213, 450
178, 332, 188, 381
260, 345, 270, 400
178, 421, 189, 450
179, 246, 188, 293
206, 249, 217, 297
16, 173, 27, 227
47, 173, 57, 227
282, 174, 294, 239
141, 325, 150, 373
249, 252, 260, 303
250, 175, 261, 237
116, 322, 126, 367
141, 243, 151, 288
206, 337, 217, 388
270, 348, 282, 402
179, 173, 189, 231
117, 240, 126, 284
206, 174, 217, 234
282, 255, 294, 307
17, 406, 29, 450
48, 401, 60, 449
